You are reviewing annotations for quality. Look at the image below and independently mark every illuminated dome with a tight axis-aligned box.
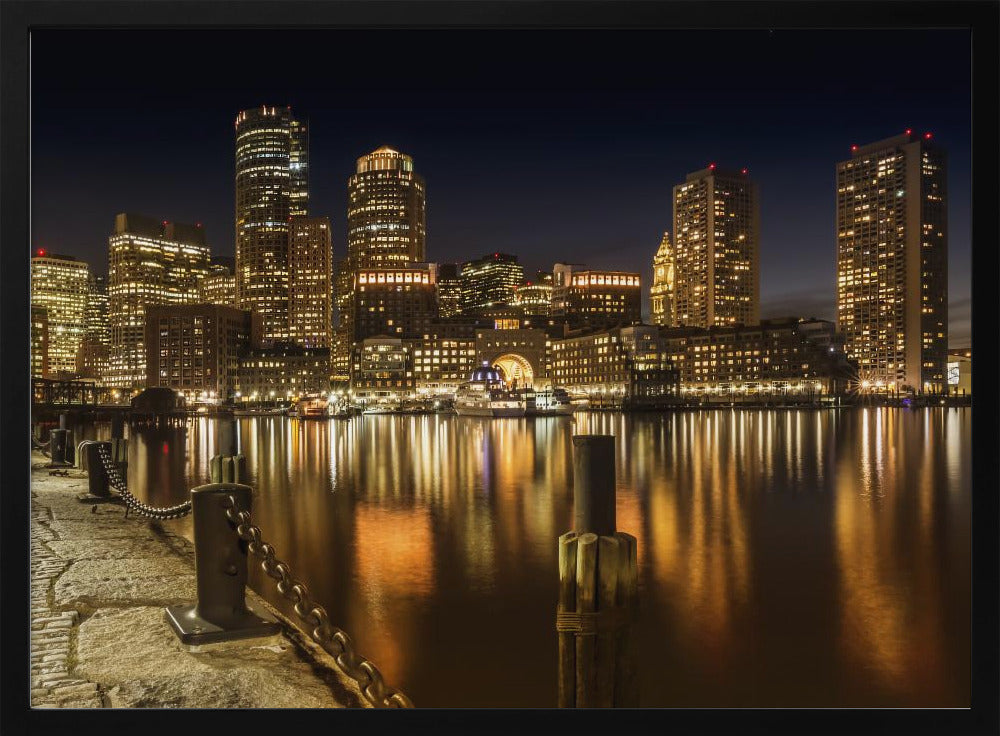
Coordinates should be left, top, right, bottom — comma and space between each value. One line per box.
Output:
470, 363, 502, 383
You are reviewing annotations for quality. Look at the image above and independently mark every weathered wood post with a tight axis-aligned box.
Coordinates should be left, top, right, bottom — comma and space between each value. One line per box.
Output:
557, 434, 639, 708
210, 416, 246, 484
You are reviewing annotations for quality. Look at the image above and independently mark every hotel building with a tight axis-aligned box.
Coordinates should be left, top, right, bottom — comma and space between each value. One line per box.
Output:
352, 265, 438, 342
551, 263, 641, 329
107, 213, 211, 391
30, 251, 90, 376
836, 131, 948, 393
350, 337, 414, 405
672, 166, 759, 327
237, 345, 330, 403
289, 216, 333, 348
235, 105, 309, 343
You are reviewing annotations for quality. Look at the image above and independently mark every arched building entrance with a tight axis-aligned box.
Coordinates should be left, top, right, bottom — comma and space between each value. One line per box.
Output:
492, 353, 534, 389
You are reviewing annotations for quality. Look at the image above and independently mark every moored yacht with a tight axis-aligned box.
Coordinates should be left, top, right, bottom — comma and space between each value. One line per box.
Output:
454, 364, 527, 417
524, 386, 575, 416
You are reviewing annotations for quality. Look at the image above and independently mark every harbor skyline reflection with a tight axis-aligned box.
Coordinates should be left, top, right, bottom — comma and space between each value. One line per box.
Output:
102, 408, 970, 707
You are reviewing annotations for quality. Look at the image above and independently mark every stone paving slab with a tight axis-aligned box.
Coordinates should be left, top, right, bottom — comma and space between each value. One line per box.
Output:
29, 451, 366, 709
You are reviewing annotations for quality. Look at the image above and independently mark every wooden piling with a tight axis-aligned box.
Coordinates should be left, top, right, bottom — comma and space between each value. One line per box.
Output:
557, 532, 579, 707
595, 534, 621, 707
574, 532, 598, 707
614, 532, 639, 707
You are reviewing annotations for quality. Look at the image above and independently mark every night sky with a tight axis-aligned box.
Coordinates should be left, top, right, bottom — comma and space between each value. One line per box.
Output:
31, 29, 972, 345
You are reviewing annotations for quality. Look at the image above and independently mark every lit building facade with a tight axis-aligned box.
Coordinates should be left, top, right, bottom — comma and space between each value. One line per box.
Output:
289, 216, 332, 348
199, 260, 237, 308
409, 334, 478, 397
836, 131, 948, 393
31, 305, 49, 379
144, 304, 256, 404
650, 232, 674, 326
78, 273, 111, 382
237, 346, 330, 403
659, 317, 853, 395
514, 271, 553, 317
475, 326, 550, 389
30, 251, 90, 376
551, 263, 641, 329
460, 253, 524, 313
672, 166, 759, 327
353, 265, 438, 342
107, 213, 211, 391
235, 105, 309, 344
350, 337, 414, 405
335, 146, 426, 381
435, 263, 464, 318
549, 325, 679, 404
947, 349, 971, 396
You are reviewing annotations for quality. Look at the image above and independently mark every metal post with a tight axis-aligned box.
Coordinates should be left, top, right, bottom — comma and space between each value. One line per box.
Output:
49, 428, 68, 465
111, 413, 124, 440
84, 441, 112, 497
572, 435, 616, 536
164, 482, 280, 645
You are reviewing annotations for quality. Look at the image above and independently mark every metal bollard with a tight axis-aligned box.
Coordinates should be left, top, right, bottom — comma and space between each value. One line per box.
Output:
84, 441, 111, 497
111, 413, 125, 440
49, 429, 69, 465
164, 482, 280, 645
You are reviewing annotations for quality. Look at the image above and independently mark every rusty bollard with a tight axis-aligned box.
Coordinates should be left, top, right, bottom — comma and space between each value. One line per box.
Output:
164, 482, 279, 645
557, 435, 639, 708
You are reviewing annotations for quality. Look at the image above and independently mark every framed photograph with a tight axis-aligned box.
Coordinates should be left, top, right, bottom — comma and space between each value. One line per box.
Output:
3, 1, 997, 733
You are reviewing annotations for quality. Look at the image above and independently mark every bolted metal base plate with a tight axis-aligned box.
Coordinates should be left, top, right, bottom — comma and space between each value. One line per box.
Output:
164, 601, 281, 646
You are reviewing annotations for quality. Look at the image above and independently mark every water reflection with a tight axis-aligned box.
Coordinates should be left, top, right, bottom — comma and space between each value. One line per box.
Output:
119, 409, 970, 707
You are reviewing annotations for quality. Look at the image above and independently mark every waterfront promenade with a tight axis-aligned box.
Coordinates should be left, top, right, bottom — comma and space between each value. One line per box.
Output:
29, 451, 365, 709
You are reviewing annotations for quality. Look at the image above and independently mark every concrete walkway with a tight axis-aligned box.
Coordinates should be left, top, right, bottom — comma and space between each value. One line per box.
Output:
30, 451, 366, 708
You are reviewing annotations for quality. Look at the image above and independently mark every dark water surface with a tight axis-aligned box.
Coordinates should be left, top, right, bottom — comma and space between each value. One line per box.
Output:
85, 408, 970, 707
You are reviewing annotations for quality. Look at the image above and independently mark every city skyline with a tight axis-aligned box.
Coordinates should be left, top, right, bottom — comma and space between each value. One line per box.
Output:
31, 29, 972, 346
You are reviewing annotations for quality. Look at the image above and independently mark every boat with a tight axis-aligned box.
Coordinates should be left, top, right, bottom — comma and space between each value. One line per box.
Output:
454, 363, 527, 417
363, 403, 400, 415
296, 396, 329, 419
524, 386, 575, 416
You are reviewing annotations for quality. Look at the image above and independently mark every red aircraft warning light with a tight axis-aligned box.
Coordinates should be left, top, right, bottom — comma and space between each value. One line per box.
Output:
741, 168, 748, 175
905, 128, 913, 136
851, 144, 858, 152
924, 132, 932, 140
36, 248, 45, 257
708, 163, 716, 170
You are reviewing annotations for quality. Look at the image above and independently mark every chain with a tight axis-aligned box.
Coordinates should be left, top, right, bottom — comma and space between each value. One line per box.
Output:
31, 433, 51, 456
221, 495, 413, 709
96, 444, 193, 520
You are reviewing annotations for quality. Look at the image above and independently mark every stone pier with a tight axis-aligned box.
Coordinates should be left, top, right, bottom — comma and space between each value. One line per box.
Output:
29, 451, 367, 709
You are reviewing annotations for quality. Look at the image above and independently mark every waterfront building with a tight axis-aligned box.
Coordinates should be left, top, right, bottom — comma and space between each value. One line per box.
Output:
672, 165, 759, 327
144, 303, 257, 404
30, 250, 90, 377
513, 271, 553, 317
335, 146, 426, 381
551, 263, 641, 330
31, 304, 49, 379
350, 337, 414, 405
409, 333, 478, 397
198, 258, 238, 308
475, 325, 550, 389
650, 232, 674, 327
836, 131, 948, 393
658, 317, 854, 396
460, 253, 524, 314
352, 264, 438, 343
549, 324, 679, 404
435, 263, 464, 318
107, 213, 211, 391
237, 345, 330, 403
289, 216, 333, 348
77, 273, 111, 382
235, 105, 309, 344
947, 348, 971, 396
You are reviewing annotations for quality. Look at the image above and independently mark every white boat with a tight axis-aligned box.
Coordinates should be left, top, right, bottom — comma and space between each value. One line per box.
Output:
363, 404, 399, 415
454, 364, 527, 417
296, 397, 329, 419
525, 387, 575, 416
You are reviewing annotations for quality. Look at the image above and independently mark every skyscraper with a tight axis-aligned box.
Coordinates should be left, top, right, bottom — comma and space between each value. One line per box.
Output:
78, 273, 111, 382
334, 146, 426, 380
836, 131, 948, 393
198, 259, 238, 308
672, 165, 759, 328
30, 250, 89, 376
107, 213, 211, 391
650, 232, 674, 326
235, 105, 309, 344
460, 253, 524, 313
289, 216, 333, 348
435, 263, 464, 318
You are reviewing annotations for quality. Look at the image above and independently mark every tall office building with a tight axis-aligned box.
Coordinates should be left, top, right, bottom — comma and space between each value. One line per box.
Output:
235, 105, 309, 343
650, 232, 674, 326
514, 271, 554, 317
31, 305, 50, 379
78, 273, 111, 381
334, 146, 426, 380
435, 263, 464, 318
30, 250, 89, 376
551, 263, 641, 329
198, 260, 238, 308
836, 131, 948, 393
672, 165, 759, 328
107, 213, 211, 390
460, 253, 524, 313
289, 216, 333, 348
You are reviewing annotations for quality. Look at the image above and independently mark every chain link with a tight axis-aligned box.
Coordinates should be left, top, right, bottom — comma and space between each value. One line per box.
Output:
222, 496, 413, 709
96, 444, 193, 520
